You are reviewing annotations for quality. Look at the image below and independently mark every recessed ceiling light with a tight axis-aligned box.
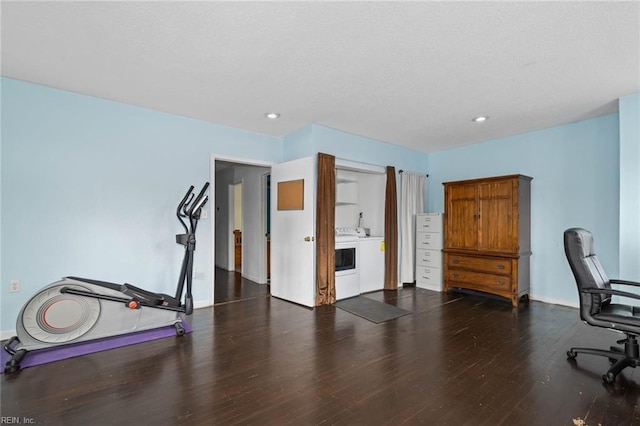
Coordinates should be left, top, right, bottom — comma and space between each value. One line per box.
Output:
472, 116, 489, 123
265, 112, 281, 119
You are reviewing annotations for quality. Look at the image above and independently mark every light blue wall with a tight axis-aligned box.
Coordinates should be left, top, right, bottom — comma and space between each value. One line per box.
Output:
282, 125, 314, 161
1, 78, 282, 331
283, 123, 430, 173
311, 125, 430, 174
619, 93, 640, 280
428, 114, 621, 305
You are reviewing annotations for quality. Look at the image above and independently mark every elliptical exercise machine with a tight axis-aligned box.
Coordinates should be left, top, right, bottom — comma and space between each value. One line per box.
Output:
4, 183, 210, 373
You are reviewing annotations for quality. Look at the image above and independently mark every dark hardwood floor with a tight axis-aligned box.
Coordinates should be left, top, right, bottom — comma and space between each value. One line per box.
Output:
213, 267, 270, 305
2, 279, 640, 425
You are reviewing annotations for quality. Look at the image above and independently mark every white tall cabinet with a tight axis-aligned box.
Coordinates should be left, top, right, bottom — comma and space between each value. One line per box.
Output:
415, 213, 443, 291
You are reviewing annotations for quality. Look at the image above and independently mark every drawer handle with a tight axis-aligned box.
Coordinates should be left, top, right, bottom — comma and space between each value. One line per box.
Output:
452, 273, 459, 278
452, 259, 460, 264
496, 264, 505, 270
496, 279, 506, 285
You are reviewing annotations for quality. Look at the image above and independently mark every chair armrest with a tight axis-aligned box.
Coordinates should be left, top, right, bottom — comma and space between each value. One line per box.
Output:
582, 287, 640, 301
610, 279, 640, 288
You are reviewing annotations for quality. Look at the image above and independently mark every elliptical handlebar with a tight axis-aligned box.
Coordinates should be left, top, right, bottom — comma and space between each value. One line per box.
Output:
187, 182, 210, 218
176, 183, 209, 230
191, 193, 209, 216
180, 196, 193, 217
176, 186, 195, 233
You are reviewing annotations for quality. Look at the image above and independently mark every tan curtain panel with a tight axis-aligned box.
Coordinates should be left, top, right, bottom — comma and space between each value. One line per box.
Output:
384, 166, 398, 290
315, 153, 336, 305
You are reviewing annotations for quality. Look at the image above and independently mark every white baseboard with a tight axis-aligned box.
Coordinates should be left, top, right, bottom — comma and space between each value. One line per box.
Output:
242, 273, 267, 285
415, 282, 443, 292
2, 329, 16, 341
529, 294, 578, 309
194, 299, 212, 310
215, 263, 232, 271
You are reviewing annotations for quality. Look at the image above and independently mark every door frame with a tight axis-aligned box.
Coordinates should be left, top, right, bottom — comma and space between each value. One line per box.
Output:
228, 181, 244, 272
210, 154, 275, 306
261, 171, 271, 281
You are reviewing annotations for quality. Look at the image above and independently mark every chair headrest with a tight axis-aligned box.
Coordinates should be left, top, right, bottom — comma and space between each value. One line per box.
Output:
564, 227, 595, 258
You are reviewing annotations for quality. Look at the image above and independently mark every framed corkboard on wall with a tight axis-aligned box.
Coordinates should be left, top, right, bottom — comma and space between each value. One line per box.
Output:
277, 179, 304, 210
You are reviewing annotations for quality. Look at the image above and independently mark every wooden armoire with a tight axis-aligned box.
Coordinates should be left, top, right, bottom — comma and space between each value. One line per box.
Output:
443, 174, 532, 307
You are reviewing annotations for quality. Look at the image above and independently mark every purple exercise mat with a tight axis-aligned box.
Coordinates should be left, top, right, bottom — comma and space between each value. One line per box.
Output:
1, 319, 192, 373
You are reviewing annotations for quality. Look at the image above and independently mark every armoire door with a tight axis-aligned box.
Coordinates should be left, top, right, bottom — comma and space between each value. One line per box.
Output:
445, 182, 478, 250
477, 179, 516, 253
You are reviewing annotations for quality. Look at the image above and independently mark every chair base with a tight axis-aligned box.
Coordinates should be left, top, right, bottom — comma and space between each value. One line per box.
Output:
567, 335, 640, 384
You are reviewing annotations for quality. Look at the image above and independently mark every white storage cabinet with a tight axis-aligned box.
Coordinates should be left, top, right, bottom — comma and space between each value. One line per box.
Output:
415, 213, 443, 291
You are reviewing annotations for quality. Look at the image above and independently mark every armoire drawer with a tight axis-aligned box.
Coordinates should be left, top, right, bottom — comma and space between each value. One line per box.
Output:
447, 254, 512, 275
446, 269, 512, 291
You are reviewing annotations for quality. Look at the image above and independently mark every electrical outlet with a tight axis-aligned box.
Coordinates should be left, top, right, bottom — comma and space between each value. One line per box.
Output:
200, 209, 208, 220
9, 280, 20, 293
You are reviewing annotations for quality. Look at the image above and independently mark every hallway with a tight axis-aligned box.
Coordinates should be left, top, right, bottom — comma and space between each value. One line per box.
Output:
214, 267, 269, 305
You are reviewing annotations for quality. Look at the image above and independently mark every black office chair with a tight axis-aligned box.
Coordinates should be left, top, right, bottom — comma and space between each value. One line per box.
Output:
564, 228, 640, 383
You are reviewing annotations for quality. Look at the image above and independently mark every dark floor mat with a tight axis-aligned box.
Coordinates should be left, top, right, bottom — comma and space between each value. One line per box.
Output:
334, 297, 411, 323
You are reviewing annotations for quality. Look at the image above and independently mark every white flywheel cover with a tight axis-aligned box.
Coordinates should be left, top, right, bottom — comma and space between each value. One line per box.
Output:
22, 284, 101, 343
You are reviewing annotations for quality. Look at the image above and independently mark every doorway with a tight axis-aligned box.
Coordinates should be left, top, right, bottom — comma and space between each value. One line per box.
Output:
212, 156, 272, 305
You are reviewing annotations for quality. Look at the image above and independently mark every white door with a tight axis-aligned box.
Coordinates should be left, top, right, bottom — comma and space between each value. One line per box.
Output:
270, 156, 316, 307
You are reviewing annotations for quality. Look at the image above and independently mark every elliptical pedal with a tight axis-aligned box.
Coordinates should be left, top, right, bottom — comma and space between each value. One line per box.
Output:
120, 283, 165, 305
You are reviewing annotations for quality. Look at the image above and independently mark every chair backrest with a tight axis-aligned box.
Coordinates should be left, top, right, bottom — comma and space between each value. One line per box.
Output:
564, 228, 612, 318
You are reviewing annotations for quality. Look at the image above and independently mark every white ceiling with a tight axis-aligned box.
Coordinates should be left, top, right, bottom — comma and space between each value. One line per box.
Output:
2, 1, 638, 153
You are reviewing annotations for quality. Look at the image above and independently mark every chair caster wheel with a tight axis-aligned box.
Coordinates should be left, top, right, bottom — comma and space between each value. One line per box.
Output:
602, 372, 616, 384
567, 350, 577, 359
